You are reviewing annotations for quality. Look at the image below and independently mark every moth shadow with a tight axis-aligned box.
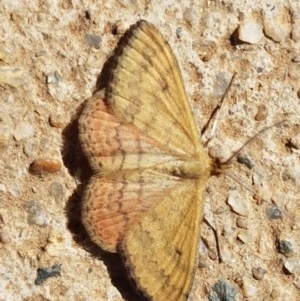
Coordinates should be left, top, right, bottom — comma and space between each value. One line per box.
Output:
62, 107, 147, 301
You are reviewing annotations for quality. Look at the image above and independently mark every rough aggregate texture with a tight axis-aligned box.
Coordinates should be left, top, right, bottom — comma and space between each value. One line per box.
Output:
0, 1, 299, 301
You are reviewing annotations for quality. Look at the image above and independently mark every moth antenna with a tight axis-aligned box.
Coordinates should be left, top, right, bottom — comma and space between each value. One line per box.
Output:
222, 120, 288, 165
199, 72, 235, 264
216, 170, 258, 197
202, 73, 236, 146
208, 199, 223, 264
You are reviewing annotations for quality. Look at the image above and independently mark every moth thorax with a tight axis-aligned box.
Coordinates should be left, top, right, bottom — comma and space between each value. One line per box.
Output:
171, 158, 212, 179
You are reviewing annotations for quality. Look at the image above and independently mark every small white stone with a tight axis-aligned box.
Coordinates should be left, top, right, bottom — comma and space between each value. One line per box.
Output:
238, 22, 263, 44
183, 8, 197, 24
23, 141, 38, 157
8, 184, 20, 197
237, 229, 252, 244
0, 67, 24, 87
253, 171, 263, 185
47, 71, 61, 84
242, 278, 258, 297
49, 182, 65, 201
26, 201, 47, 226
114, 20, 129, 35
14, 122, 34, 141
222, 221, 236, 237
264, 20, 291, 42
49, 113, 67, 128
30, 212, 47, 226
227, 195, 249, 216
220, 248, 236, 265
208, 144, 230, 162
284, 258, 300, 274
213, 72, 232, 97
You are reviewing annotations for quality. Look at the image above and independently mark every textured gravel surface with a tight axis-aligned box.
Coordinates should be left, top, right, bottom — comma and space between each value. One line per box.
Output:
1, 1, 300, 301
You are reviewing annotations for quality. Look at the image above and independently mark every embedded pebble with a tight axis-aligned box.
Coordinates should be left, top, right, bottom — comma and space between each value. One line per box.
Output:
198, 256, 208, 268
23, 141, 38, 157
238, 22, 264, 44
242, 278, 258, 297
252, 267, 267, 280
220, 248, 236, 265
236, 217, 248, 229
266, 205, 283, 220
252, 171, 263, 186
25, 201, 47, 226
237, 154, 254, 169
84, 34, 102, 49
264, 19, 291, 43
222, 221, 236, 237
207, 248, 218, 261
49, 182, 65, 201
279, 240, 294, 257
176, 27, 182, 39
183, 8, 197, 24
208, 279, 237, 301
227, 195, 249, 216
49, 114, 66, 128
0, 230, 11, 244
113, 20, 129, 35
263, 6, 292, 43
29, 158, 61, 175
35, 263, 62, 285
297, 89, 300, 99
237, 229, 252, 244
0, 67, 24, 87
14, 122, 34, 141
255, 104, 268, 121
213, 72, 232, 97
284, 258, 300, 274
208, 144, 230, 163
8, 184, 21, 197
47, 71, 61, 84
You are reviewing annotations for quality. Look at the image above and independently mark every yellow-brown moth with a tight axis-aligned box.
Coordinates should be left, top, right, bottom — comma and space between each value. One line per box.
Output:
79, 20, 214, 301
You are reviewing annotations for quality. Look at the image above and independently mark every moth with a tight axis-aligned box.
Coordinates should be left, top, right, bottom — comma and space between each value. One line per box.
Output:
79, 20, 215, 301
